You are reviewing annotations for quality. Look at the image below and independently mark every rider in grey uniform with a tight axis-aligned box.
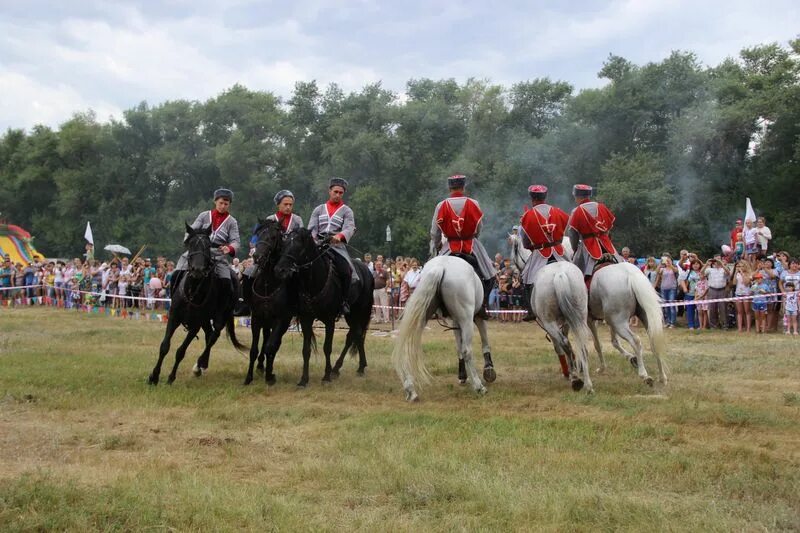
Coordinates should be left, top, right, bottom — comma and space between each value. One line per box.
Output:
245, 189, 304, 277
308, 177, 359, 314
174, 188, 241, 303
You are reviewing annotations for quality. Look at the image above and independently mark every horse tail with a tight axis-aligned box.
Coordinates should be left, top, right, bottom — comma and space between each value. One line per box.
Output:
392, 261, 444, 388
626, 266, 666, 360
553, 269, 592, 354
226, 315, 248, 353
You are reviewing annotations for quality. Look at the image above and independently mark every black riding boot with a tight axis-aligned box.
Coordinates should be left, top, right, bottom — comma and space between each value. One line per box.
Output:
477, 278, 493, 320
218, 278, 234, 313
340, 269, 352, 316
523, 283, 536, 321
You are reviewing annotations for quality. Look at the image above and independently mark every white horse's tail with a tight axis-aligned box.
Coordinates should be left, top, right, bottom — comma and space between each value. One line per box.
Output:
626, 266, 666, 359
553, 270, 593, 352
392, 261, 444, 388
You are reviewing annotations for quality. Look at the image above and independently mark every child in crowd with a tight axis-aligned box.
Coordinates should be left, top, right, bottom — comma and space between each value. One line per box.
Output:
743, 219, 758, 263
751, 272, 769, 334
116, 275, 129, 309
511, 273, 525, 323
783, 282, 798, 335
695, 269, 709, 330
733, 260, 753, 333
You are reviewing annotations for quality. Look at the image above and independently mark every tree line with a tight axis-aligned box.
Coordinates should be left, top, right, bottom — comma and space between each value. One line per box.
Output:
1, 39, 798, 261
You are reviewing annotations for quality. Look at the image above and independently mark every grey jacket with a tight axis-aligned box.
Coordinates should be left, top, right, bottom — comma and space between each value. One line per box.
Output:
308, 203, 356, 243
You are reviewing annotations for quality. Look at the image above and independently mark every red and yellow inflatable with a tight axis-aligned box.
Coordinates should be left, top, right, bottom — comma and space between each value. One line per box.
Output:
0, 224, 45, 264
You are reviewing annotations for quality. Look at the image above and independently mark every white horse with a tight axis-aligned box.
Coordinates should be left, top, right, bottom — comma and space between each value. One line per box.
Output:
508, 234, 593, 391
588, 262, 668, 385
531, 261, 595, 392
393, 256, 493, 402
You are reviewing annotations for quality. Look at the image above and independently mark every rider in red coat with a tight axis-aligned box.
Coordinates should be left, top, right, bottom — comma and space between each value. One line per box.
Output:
519, 184, 570, 320
567, 184, 622, 286
431, 174, 497, 318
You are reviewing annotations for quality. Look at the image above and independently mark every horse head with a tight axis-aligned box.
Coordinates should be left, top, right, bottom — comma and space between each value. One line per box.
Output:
274, 228, 315, 281
184, 222, 213, 280
252, 218, 283, 271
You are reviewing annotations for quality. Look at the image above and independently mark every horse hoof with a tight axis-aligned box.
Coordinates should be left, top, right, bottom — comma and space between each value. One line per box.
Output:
266, 375, 277, 386
297, 382, 307, 389
356, 369, 366, 377
147, 376, 159, 385
483, 367, 497, 383
571, 378, 584, 391
629, 357, 638, 369
243, 377, 252, 386
322, 377, 332, 384
167, 377, 176, 385
256, 366, 265, 374
458, 378, 467, 385
406, 391, 419, 402
644, 376, 654, 387
331, 370, 340, 380
192, 364, 203, 377
477, 386, 488, 396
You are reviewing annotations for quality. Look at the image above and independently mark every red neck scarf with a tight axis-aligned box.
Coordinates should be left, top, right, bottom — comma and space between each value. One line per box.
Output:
276, 212, 291, 231
211, 209, 229, 231
326, 200, 343, 218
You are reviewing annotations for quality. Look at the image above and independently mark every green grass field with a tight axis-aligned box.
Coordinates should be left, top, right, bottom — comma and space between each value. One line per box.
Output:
1, 307, 799, 531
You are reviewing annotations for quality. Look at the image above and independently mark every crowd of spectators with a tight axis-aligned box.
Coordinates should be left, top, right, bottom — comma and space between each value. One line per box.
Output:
0, 253, 176, 310
4, 215, 797, 334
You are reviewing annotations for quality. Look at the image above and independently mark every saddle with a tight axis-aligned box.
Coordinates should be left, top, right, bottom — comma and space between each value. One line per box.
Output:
452, 252, 481, 278
584, 252, 619, 291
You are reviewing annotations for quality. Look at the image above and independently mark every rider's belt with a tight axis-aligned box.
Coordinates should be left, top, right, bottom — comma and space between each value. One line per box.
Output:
581, 231, 608, 239
532, 242, 556, 250
446, 236, 473, 241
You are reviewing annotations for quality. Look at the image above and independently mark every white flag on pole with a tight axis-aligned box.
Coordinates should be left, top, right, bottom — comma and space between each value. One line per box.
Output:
84, 221, 94, 244
745, 198, 756, 224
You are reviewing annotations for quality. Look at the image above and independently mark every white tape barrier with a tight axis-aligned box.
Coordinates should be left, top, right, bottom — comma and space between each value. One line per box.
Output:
1, 283, 796, 313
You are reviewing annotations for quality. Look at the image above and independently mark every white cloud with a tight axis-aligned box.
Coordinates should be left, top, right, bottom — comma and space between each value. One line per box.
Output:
0, 0, 799, 131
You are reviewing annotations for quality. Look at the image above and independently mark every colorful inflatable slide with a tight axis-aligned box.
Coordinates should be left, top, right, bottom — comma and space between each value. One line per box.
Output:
0, 223, 45, 264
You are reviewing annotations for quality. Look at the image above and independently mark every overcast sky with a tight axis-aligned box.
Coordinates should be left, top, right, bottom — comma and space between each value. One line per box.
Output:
1, 0, 797, 131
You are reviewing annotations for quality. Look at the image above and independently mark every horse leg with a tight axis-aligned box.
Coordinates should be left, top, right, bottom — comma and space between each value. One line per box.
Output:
609, 329, 638, 368
321, 321, 335, 383
451, 329, 467, 384
264, 321, 289, 386
244, 317, 262, 385
542, 320, 580, 388
193, 321, 221, 376
615, 322, 652, 385
458, 319, 486, 395
256, 323, 266, 373
332, 329, 353, 378
355, 329, 368, 376
298, 319, 313, 388
588, 319, 607, 373
149, 313, 181, 385
167, 325, 201, 384
475, 317, 496, 383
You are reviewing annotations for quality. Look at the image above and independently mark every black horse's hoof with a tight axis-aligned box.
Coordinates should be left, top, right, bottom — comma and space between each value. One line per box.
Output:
256, 366, 265, 374
483, 367, 497, 383
322, 377, 332, 384
167, 376, 176, 385
147, 375, 159, 385
629, 357, 638, 369
356, 368, 366, 376
266, 375, 277, 386
571, 378, 584, 391
243, 377, 253, 386
297, 382, 308, 388
331, 370, 340, 380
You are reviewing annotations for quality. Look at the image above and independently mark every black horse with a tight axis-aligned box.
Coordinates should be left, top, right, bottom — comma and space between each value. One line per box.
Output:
274, 228, 374, 387
148, 223, 247, 385
243, 219, 296, 386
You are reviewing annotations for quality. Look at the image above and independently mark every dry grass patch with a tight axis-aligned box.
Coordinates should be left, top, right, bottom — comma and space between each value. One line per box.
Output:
1, 307, 799, 530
